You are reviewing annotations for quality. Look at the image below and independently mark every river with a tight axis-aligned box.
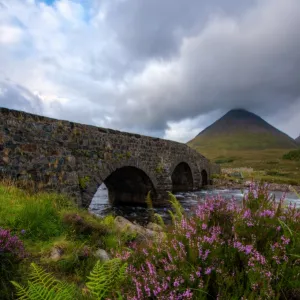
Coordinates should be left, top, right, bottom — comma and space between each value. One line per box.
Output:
89, 184, 300, 225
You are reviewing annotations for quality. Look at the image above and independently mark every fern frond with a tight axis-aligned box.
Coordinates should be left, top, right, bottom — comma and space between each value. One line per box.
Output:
145, 191, 153, 210
53, 282, 78, 300
27, 282, 56, 300
154, 213, 165, 228
168, 210, 176, 224
12, 263, 77, 300
168, 192, 184, 221
11, 281, 30, 300
29, 263, 58, 291
86, 259, 127, 300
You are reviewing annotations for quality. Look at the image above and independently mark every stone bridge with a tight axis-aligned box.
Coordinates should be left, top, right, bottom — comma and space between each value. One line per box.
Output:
0, 108, 220, 207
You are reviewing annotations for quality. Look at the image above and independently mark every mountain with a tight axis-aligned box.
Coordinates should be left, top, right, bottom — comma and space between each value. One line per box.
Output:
188, 109, 298, 153
296, 136, 300, 145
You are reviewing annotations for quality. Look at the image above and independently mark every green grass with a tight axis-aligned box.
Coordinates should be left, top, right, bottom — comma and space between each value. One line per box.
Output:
283, 149, 300, 161
189, 132, 297, 151
188, 145, 300, 185
0, 184, 72, 240
0, 181, 135, 299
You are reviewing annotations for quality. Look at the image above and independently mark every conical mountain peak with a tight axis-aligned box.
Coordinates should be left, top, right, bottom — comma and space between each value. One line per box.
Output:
188, 109, 297, 151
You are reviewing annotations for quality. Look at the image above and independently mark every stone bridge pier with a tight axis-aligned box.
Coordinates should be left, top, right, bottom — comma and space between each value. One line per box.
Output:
0, 108, 220, 207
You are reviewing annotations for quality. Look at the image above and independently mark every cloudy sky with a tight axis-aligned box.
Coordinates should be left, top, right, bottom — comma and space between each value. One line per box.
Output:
1, 0, 300, 142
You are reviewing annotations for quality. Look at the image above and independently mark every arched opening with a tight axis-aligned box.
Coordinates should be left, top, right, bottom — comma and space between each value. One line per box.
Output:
171, 162, 193, 193
104, 166, 156, 206
201, 169, 208, 186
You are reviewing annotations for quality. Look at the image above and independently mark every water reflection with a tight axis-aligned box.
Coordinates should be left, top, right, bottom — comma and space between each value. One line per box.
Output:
89, 183, 300, 225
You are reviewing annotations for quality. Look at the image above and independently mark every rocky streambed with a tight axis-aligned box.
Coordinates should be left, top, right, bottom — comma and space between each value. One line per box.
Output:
89, 183, 300, 225
212, 178, 300, 193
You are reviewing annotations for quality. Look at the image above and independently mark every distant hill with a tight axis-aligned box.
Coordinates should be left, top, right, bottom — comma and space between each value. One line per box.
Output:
188, 109, 298, 152
296, 136, 300, 145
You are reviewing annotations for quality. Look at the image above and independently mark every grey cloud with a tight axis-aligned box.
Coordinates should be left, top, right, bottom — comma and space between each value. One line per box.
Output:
106, 0, 256, 61
106, 0, 300, 134
0, 80, 43, 113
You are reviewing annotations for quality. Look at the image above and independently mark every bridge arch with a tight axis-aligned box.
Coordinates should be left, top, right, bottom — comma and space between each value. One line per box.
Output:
81, 159, 158, 207
170, 161, 194, 193
104, 166, 156, 206
201, 169, 209, 186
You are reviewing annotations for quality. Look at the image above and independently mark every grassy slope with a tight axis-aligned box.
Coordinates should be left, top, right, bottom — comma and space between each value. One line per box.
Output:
188, 139, 300, 185
188, 110, 300, 185
0, 181, 133, 299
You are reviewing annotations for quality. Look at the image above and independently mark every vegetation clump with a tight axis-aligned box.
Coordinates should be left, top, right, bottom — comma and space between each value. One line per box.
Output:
79, 176, 90, 189
116, 184, 300, 299
1, 181, 300, 299
283, 149, 300, 161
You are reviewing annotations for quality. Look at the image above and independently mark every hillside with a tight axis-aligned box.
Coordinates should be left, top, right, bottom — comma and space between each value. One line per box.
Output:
296, 136, 300, 145
188, 109, 300, 184
188, 109, 298, 152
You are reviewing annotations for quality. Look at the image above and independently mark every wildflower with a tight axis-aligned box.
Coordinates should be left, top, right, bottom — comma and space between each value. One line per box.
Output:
205, 267, 212, 275
280, 236, 290, 245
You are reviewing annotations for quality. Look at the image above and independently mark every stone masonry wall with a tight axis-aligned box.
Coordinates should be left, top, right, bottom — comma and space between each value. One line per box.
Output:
0, 108, 220, 207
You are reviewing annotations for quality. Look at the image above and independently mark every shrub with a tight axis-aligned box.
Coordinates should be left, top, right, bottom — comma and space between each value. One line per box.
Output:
0, 228, 26, 298
62, 212, 109, 237
119, 185, 300, 299
215, 158, 234, 164
282, 149, 300, 161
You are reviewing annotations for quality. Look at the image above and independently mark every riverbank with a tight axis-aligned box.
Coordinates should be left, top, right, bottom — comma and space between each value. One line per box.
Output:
1, 181, 300, 299
212, 178, 300, 193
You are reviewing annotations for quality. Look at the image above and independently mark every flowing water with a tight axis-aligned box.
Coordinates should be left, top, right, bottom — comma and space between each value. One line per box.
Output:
89, 184, 300, 225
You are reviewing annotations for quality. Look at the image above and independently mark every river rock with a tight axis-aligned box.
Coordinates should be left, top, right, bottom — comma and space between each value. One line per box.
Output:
94, 249, 110, 262
114, 216, 165, 240
146, 222, 164, 232
50, 247, 64, 261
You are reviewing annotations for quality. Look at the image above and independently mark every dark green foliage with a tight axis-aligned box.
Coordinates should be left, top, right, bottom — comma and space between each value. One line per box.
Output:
283, 149, 300, 161
11, 263, 78, 300
79, 176, 90, 190
215, 158, 235, 164
62, 212, 109, 237
265, 170, 288, 177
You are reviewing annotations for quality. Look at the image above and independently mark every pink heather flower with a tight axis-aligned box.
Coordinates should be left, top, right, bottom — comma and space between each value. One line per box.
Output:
173, 279, 180, 287
259, 209, 275, 218
245, 245, 253, 255
276, 226, 281, 232
246, 221, 254, 227
205, 267, 212, 275
202, 223, 208, 230
281, 236, 290, 245
265, 271, 272, 278
243, 209, 251, 219
182, 289, 193, 299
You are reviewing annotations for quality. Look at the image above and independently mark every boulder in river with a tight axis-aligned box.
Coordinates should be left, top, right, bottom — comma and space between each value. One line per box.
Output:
114, 216, 165, 241
146, 222, 164, 232
94, 249, 110, 262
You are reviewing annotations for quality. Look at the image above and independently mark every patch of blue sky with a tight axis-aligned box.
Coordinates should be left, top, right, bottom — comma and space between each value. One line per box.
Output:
39, 0, 92, 23
40, 0, 56, 5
